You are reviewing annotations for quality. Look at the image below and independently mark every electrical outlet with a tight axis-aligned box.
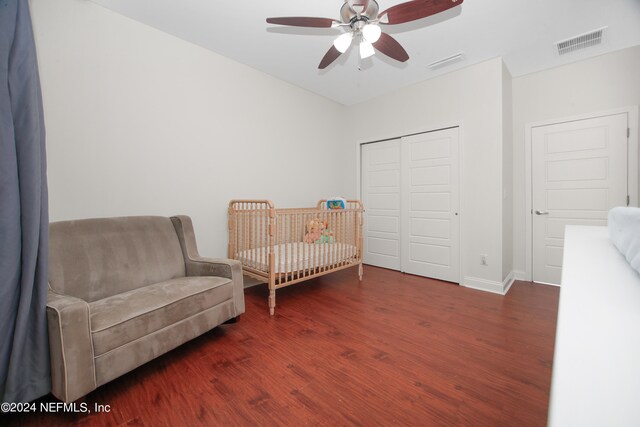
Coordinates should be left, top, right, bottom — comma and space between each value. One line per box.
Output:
480, 254, 488, 266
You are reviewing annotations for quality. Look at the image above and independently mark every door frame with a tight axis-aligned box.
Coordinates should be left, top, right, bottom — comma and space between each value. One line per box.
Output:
355, 122, 464, 283
524, 106, 639, 282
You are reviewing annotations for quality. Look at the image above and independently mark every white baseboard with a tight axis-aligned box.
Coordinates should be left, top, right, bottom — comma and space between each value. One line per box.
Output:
462, 271, 514, 295
502, 272, 515, 294
513, 270, 528, 281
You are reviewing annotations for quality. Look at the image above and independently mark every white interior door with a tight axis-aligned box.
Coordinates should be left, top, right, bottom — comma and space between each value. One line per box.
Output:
361, 139, 401, 270
401, 128, 460, 283
532, 113, 629, 285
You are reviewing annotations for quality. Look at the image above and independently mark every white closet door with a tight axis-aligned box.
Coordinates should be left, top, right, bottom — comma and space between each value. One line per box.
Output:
361, 139, 402, 270
401, 128, 460, 283
532, 113, 629, 285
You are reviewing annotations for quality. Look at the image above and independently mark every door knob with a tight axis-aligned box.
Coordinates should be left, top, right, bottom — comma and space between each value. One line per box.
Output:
535, 210, 549, 215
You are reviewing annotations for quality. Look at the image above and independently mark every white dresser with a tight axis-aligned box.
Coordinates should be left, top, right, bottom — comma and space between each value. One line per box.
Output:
548, 226, 640, 426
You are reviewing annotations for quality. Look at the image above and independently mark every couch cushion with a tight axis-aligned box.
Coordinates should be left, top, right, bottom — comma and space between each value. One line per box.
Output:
89, 276, 233, 356
49, 216, 186, 302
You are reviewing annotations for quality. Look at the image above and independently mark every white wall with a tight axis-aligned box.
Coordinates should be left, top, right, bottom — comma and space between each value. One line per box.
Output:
346, 58, 509, 291
30, 0, 350, 257
512, 46, 640, 277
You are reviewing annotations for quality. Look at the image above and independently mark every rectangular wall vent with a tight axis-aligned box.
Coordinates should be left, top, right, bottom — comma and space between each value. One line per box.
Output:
428, 52, 464, 69
555, 27, 606, 56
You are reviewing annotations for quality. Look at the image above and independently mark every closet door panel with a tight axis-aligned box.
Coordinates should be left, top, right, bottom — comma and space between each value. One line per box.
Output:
361, 139, 402, 270
401, 128, 460, 283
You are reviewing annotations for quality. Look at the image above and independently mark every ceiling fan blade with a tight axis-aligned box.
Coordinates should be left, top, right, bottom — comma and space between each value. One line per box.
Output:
373, 32, 409, 62
318, 45, 343, 69
266, 17, 337, 28
379, 0, 463, 25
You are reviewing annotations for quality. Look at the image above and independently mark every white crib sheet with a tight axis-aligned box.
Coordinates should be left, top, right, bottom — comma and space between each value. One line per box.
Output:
237, 242, 357, 274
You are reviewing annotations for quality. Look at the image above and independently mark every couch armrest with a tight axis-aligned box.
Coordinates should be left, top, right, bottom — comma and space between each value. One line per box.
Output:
188, 257, 245, 315
47, 290, 96, 402
171, 215, 245, 315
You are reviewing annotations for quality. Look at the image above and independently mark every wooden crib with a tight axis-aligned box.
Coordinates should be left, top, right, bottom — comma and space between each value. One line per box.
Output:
228, 199, 364, 315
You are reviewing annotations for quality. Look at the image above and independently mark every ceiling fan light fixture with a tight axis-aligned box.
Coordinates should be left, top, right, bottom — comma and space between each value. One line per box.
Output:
333, 32, 354, 53
359, 40, 375, 59
362, 24, 381, 43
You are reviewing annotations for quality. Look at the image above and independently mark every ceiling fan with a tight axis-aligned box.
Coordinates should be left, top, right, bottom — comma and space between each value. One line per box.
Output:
266, 0, 464, 69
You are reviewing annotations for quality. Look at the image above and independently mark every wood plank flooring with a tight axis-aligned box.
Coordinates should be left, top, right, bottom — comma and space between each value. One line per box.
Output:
4, 266, 559, 426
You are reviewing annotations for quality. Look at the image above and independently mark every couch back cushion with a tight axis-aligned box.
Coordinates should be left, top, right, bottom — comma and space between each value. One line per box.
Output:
49, 216, 186, 302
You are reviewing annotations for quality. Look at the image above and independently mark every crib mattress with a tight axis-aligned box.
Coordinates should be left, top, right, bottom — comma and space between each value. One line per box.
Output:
237, 242, 357, 274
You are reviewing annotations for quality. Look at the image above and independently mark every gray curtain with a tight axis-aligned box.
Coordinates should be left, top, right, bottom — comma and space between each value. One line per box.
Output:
0, 0, 50, 403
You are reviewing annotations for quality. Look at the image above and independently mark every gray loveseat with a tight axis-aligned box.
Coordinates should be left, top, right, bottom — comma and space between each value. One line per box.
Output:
47, 215, 244, 402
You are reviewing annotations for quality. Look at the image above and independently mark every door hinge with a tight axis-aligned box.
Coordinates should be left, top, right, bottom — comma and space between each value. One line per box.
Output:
629, 128, 631, 138
627, 195, 631, 206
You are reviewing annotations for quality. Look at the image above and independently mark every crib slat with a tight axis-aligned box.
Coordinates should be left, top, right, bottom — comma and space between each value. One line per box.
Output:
242, 206, 246, 266
318, 210, 323, 273
298, 211, 302, 279
318, 210, 323, 275
339, 208, 343, 267
324, 210, 329, 272
228, 204, 234, 260
313, 212, 318, 276
327, 210, 332, 270
298, 209, 306, 280
331, 210, 336, 270
278, 213, 282, 285
338, 210, 343, 269
303, 210, 308, 279
302, 211, 308, 279
245, 204, 249, 267
320, 211, 324, 273
337, 208, 342, 267
351, 210, 355, 262
308, 211, 312, 277
259, 204, 262, 270
344, 208, 348, 266
289, 212, 293, 277
248, 204, 252, 265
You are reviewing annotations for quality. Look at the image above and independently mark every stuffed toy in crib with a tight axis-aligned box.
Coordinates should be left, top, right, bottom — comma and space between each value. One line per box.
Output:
304, 219, 335, 244
304, 219, 322, 243
316, 221, 335, 243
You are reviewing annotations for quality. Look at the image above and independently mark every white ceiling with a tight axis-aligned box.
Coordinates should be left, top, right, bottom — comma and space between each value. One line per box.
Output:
89, 0, 640, 106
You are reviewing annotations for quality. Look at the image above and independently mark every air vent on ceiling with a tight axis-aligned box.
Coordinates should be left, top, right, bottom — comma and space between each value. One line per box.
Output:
428, 52, 464, 69
555, 27, 606, 56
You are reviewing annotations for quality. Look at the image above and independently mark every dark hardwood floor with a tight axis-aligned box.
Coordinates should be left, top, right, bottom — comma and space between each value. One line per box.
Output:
4, 266, 560, 426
